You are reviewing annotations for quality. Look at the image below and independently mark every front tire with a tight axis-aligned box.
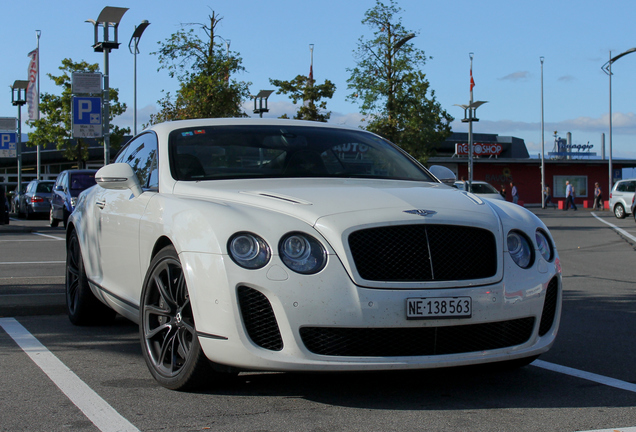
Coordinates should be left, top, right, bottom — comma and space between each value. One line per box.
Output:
140, 246, 214, 391
614, 203, 626, 219
66, 229, 116, 325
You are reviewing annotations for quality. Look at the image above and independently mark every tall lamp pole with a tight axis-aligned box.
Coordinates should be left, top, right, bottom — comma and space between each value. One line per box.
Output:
87, 6, 128, 166
11, 81, 29, 194
454, 53, 487, 193
36, 30, 41, 180
128, 20, 150, 136
540, 56, 545, 209
602, 47, 636, 191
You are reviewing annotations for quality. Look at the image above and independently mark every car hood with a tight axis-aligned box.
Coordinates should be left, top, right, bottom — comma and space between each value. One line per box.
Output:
172, 178, 500, 232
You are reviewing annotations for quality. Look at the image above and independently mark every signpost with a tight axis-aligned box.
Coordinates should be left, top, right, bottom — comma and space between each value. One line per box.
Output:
0, 132, 17, 158
72, 96, 102, 138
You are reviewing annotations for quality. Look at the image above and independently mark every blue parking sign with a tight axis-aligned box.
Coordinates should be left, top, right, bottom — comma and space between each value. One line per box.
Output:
0, 132, 17, 158
72, 96, 102, 138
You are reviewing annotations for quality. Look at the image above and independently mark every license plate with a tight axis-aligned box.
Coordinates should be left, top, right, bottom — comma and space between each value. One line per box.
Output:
406, 297, 472, 319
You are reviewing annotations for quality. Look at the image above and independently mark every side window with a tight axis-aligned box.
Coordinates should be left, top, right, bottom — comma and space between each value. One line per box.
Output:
57, 173, 67, 189
617, 182, 627, 192
628, 182, 636, 193
114, 133, 158, 189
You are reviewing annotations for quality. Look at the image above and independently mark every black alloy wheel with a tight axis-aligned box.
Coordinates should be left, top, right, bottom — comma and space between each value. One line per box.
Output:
140, 246, 214, 390
66, 229, 115, 325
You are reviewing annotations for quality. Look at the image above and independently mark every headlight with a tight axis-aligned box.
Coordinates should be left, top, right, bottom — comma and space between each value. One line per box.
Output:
535, 230, 553, 262
507, 231, 533, 269
279, 232, 327, 274
228, 232, 271, 269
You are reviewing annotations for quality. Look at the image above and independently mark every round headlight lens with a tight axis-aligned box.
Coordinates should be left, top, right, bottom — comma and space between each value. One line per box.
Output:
279, 232, 327, 274
228, 232, 271, 269
536, 230, 553, 262
507, 231, 533, 269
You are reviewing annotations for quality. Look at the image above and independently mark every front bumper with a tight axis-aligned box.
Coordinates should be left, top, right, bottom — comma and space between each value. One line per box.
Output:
183, 251, 562, 372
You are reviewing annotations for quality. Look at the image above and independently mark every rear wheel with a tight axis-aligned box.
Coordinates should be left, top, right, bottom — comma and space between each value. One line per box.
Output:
140, 246, 216, 391
614, 203, 626, 219
49, 209, 59, 227
66, 229, 116, 325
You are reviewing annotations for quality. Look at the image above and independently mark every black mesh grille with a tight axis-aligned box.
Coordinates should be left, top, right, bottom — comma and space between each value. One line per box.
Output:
348, 224, 498, 281
300, 317, 535, 357
538, 276, 559, 336
237, 286, 283, 351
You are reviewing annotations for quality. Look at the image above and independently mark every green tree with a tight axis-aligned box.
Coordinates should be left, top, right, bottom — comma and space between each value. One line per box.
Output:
28, 58, 129, 166
148, 11, 251, 124
270, 75, 336, 122
347, 0, 453, 162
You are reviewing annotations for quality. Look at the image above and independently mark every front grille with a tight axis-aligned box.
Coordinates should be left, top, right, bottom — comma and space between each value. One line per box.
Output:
237, 286, 283, 351
538, 276, 559, 336
348, 224, 498, 281
300, 317, 535, 357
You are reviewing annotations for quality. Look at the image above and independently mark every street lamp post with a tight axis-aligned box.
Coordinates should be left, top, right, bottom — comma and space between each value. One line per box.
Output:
540, 56, 545, 209
128, 20, 150, 136
602, 47, 636, 192
454, 53, 487, 192
253, 90, 274, 118
11, 81, 29, 193
87, 6, 128, 166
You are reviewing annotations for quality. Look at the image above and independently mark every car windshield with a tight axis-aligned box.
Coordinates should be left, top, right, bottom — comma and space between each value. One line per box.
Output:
168, 125, 435, 182
471, 183, 499, 194
36, 182, 54, 193
69, 173, 97, 190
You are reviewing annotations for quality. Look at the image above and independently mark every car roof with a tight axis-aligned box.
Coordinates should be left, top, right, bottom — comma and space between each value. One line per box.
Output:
144, 118, 362, 136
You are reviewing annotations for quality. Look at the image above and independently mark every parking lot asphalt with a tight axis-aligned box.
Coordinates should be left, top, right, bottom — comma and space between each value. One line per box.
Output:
0, 216, 67, 317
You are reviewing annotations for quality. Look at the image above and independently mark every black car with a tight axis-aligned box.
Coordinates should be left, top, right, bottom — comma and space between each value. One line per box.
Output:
50, 169, 97, 227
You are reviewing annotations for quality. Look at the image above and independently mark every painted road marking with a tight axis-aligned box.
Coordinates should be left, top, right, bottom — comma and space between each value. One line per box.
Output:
592, 212, 636, 243
33, 232, 65, 241
0, 261, 65, 265
533, 359, 636, 393
0, 318, 140, 432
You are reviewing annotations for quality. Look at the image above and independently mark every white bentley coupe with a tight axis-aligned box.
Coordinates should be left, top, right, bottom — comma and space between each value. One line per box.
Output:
66, 118, 561, 390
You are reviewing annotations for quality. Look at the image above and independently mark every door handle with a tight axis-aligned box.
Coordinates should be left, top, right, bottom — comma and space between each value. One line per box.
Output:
96, 200, 106, 210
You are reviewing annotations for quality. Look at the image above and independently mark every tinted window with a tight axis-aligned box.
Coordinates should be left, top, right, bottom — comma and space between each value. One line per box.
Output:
69, 173, 96, 190
628, 182, 636, 193
36, 182, 54, 193
168, 125, 434, 182
115, 133, 159, 188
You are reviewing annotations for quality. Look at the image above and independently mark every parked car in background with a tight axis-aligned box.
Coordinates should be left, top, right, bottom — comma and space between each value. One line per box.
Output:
66, 119, 562, 391
609, 178, 636, 219
454, 180, 505, 201
19, 179, 55, 219
10, 183, 28, 214
50, 169, 97, 227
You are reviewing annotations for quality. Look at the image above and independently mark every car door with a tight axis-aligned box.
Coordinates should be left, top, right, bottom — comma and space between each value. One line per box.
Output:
51, 172, 66, 220
94, 133, 159, 306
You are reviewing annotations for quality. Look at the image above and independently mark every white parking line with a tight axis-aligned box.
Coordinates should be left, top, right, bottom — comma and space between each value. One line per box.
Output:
0, 318, 140, 432
32, 232, 65, 241
591, 212, 636, 242
533, 359, 636, 393
0, 261, 65, 265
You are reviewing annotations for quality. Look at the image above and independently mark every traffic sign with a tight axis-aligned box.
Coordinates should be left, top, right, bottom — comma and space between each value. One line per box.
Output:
72, 96, 103, 138
0, 132, 17, 158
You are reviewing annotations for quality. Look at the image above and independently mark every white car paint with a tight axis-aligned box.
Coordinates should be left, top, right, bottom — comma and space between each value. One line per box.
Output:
67, 118, 562, 389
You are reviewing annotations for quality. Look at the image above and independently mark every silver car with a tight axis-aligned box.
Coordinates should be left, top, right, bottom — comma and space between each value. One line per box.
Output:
454, 180, 505, 201
609, 178, 636, 219
19, 180, 55, 219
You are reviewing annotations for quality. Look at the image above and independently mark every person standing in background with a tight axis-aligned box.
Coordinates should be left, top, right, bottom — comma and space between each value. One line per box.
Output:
510, 181, 519, 204
565, 180, 577, 211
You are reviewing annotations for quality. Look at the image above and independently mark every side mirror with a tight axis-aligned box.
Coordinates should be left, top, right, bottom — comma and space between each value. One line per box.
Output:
55, 185, 64, 191
428, 165, 457, 186
95, 163, 143, 198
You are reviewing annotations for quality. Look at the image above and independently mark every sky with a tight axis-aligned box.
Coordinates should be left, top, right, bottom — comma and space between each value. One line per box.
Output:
2, 0, 636, 159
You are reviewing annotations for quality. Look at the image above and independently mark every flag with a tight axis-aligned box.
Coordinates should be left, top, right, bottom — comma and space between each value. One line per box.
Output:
470, 67, 475, 93
27, 49, 38, 121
